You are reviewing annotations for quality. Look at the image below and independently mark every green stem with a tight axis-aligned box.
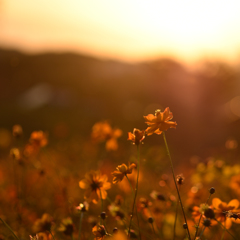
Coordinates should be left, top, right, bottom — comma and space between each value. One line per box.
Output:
128, 145, 141, 239
0, 218, 20, 240
215, 219, 237, 240
162, 132, 191, 240
78, 212, 84, 240
194, 192, 212, 240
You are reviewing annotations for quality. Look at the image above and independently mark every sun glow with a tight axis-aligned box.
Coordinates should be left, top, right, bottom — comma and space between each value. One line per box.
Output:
1, 0, 240, 62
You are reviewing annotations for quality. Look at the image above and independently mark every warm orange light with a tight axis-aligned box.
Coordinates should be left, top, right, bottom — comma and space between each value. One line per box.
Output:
1, 0, 240, 62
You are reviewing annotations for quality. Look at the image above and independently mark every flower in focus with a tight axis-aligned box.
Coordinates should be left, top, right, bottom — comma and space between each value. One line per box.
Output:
111, 163, 136, 184
91, 121, 122, 151
92, 225, 106, 240
32, 213, 53, 233
58, 218, 74, 236
79, 170, 111, 204
212, 198, 240, 229
127, 128, 145, 146
144, 108, 177, 136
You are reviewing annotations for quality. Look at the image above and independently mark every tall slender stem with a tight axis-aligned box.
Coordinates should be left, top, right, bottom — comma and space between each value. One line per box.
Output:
78, 212, 84, 240
0, 218, 20, 240
215, 219, 237, 240
162, 132, 191, 240
173, 186, 180, 240
128, 145, 141, 239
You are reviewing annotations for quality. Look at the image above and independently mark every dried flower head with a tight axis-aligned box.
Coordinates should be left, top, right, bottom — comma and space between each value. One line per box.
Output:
111, 163, 136, 184
176, 174, 184, 185
79, 170, 111, 204
144, 107, 177, 135
92, 225, 106, 240
127, 128, 145, 146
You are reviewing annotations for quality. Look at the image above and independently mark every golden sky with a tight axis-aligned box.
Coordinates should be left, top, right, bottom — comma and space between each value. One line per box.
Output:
1, 0, 240, 63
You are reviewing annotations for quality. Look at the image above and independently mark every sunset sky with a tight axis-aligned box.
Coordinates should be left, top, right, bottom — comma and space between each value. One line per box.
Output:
1, 0, 240, 63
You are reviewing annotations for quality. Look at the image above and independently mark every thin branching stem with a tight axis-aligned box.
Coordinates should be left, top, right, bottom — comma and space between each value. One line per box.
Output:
162, 132, 191, 240
194, 192, 212, 239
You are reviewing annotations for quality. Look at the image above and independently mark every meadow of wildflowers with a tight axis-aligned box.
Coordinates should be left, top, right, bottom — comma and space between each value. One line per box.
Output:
0, 107, 240, 240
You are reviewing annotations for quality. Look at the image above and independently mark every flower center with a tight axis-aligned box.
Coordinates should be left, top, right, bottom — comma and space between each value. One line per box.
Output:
91, 181, 101, 191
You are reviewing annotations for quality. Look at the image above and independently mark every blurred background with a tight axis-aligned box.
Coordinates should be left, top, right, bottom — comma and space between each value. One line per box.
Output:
1, 0, 240, 158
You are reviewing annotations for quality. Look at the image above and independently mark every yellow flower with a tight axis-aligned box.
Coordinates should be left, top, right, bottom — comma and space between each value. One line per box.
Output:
144, 107, 177, 136
127, 128, 145, 146
79, 171, 111, 204
212, 198, 240, 229
111, 163, 136, 184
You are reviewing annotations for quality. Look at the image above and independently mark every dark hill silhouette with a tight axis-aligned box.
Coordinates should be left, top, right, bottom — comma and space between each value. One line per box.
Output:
0, 48, 240, 158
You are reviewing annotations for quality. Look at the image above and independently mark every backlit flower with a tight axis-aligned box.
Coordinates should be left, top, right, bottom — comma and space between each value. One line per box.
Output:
127, 128, 145, 145
91, 121, 122, 151
212, 198, 240, 229
111, 163, 136, 184
144, 108, 177, 136
79, 171, 111, 204
92, 225, 106, 240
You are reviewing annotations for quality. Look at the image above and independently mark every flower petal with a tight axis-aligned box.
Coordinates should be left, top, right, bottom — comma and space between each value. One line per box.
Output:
79, 179, 90, 189
212, 198, 222, 209
228, 199, 240, 209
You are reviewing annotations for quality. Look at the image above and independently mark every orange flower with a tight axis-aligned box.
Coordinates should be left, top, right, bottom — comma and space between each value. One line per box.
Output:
127, 128, 145, 145
79, 171, 111, 204
30, 131, 48, 148
91, 121, 122, 151
92, 225, 106, 240
212, 198, 240, 229
111, 163, 136, 184
144, 108, 177, 136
